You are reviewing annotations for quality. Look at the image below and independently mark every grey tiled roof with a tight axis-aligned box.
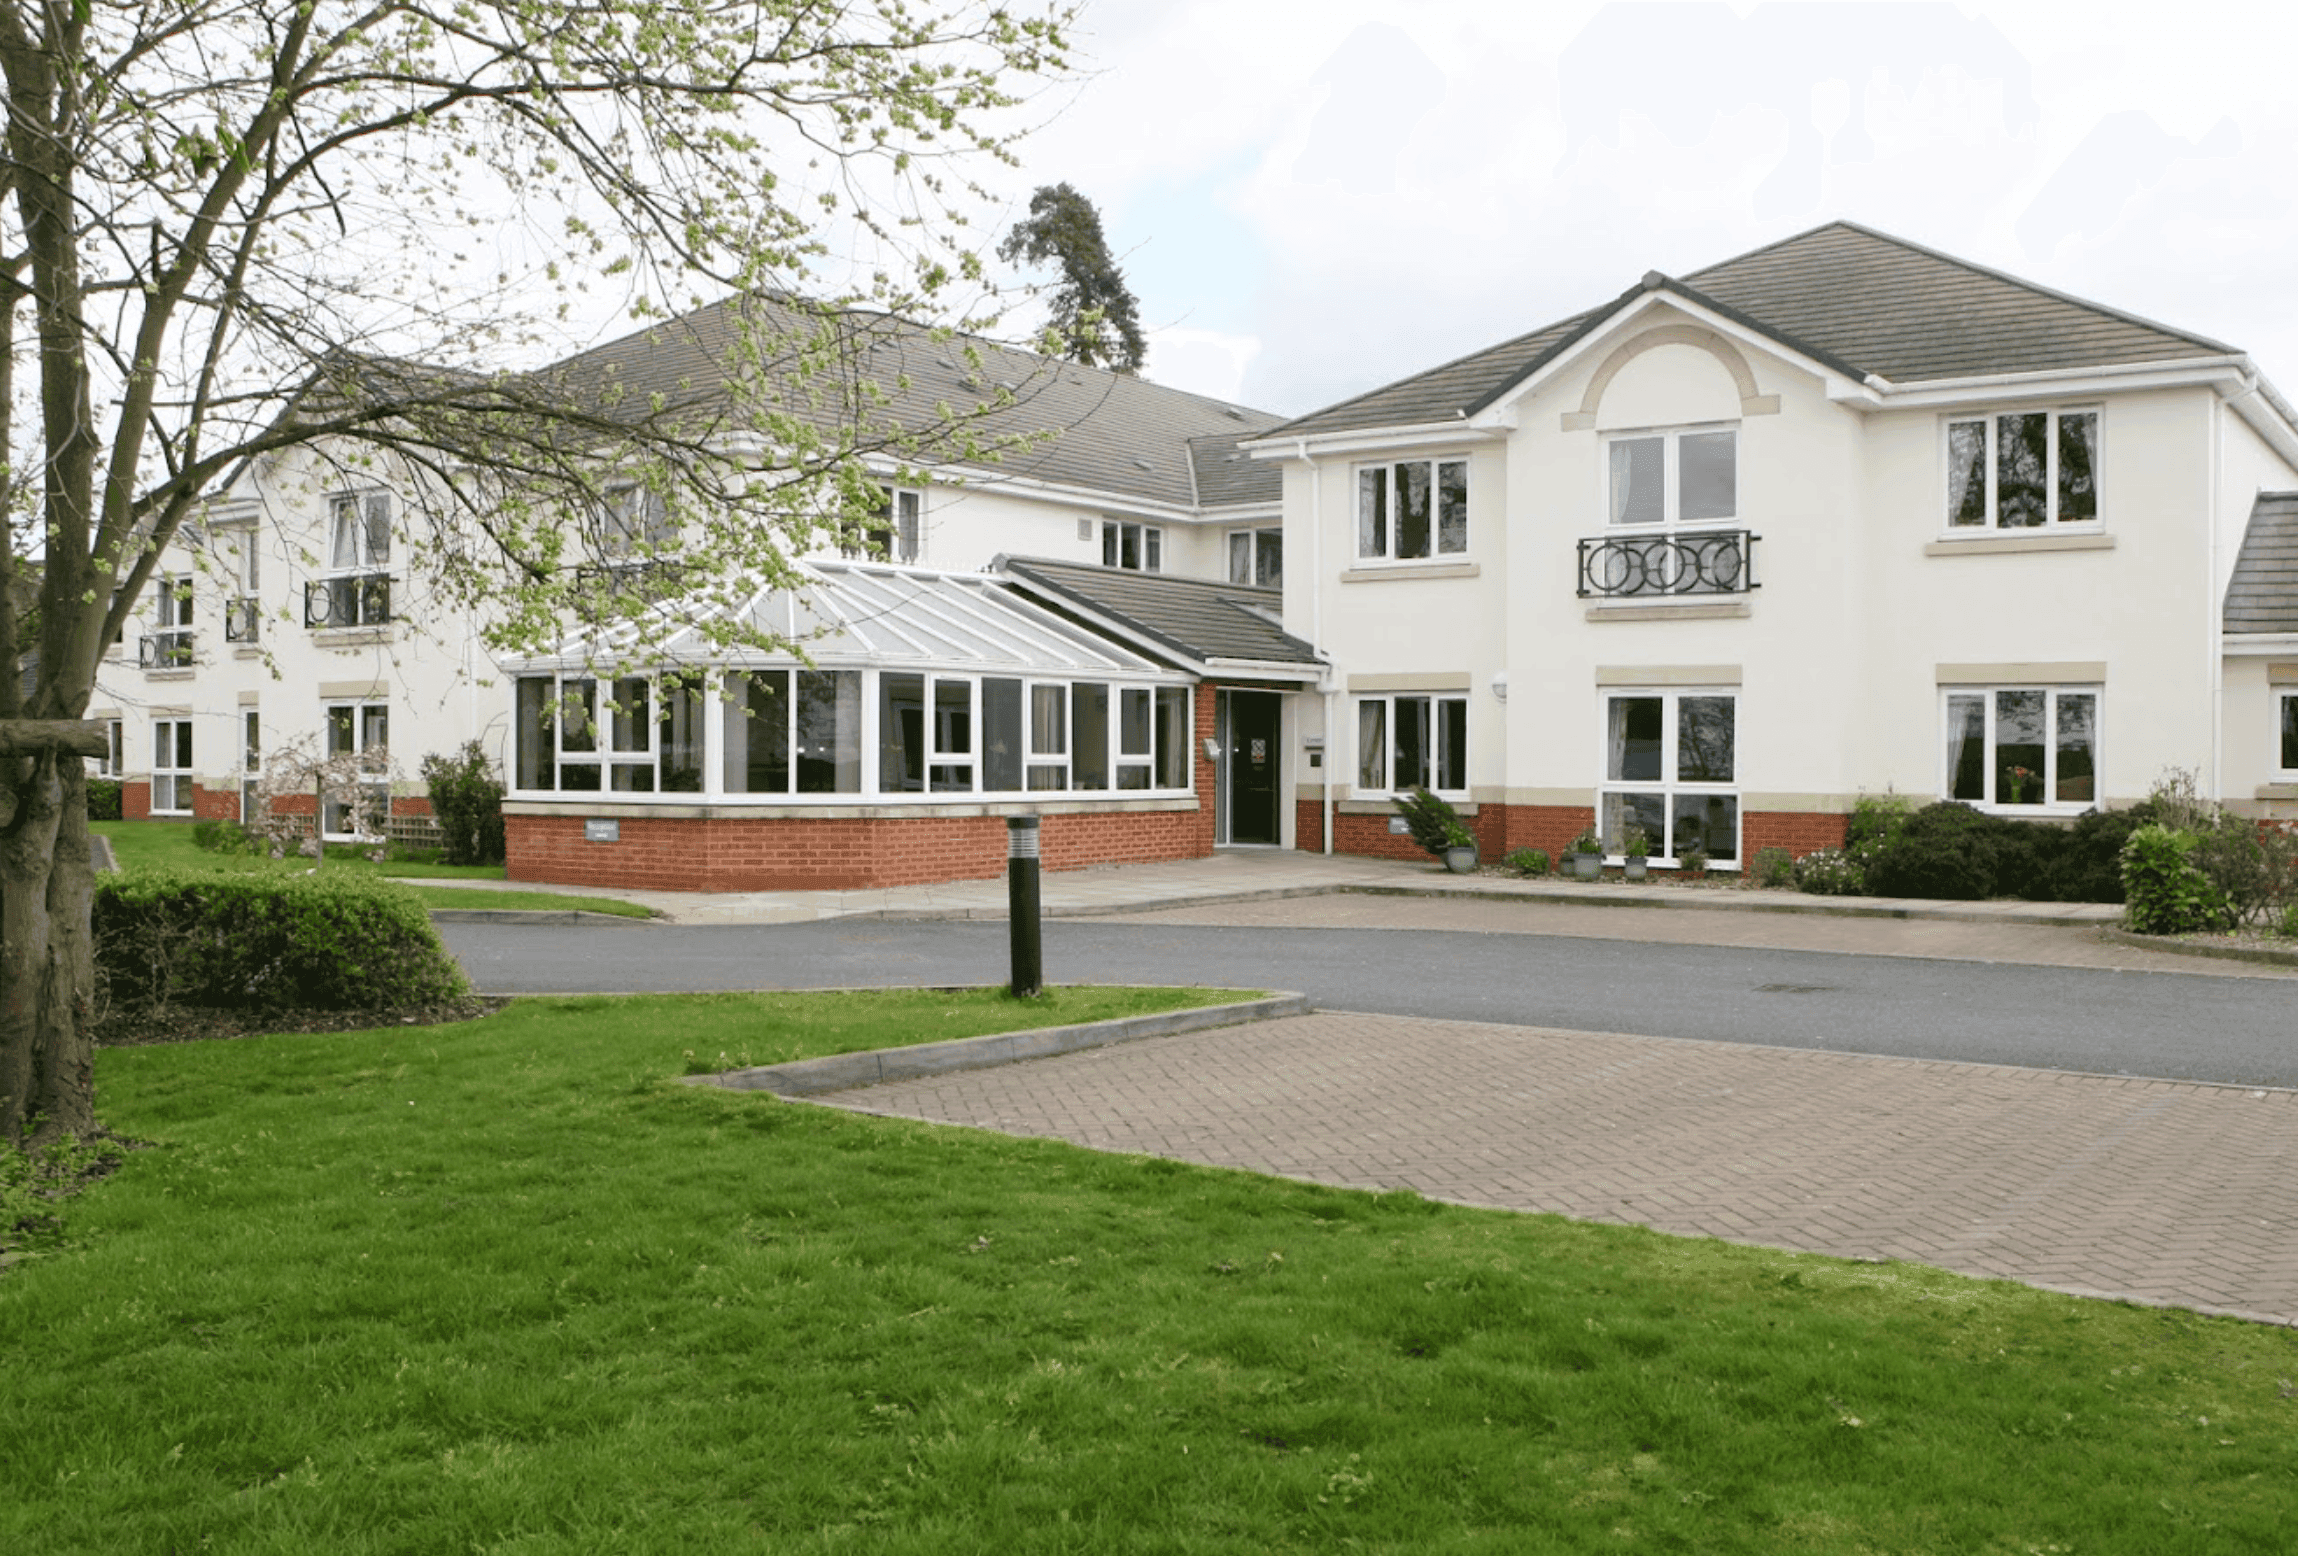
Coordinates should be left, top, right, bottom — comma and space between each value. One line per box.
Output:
1271, 222, 2239, 440
1188, 430, 1281, 508
2225, 492, 2298, 634
997, 557, 1319, 669
539, 294, 1282, 512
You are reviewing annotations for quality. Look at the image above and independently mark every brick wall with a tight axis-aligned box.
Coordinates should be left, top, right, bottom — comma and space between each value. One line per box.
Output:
123, 780, 235, 822
1296, 799, 1842, 868
1742, 810, 1849, 859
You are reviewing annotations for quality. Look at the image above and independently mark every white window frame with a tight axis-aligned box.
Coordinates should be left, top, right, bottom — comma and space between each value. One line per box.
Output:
151, 717, 194, 814
144, 573, 195, 666
322, 700, 390, 839
1598, 690, 1739, 865
94, 718, 123, 778
1943, 407, 2102, 533
2279, 690, 2298, 778
599, 483, 675, 561
1941, 685, 2101, 812
1354, 693, 1468, 798
1227, 526, 1283, 587
1355, 458, 1469, 564
1602, 425, 1738, 531
1101, 520, 1161, 573
240, 709, 260, 824
329, 491, 392, 572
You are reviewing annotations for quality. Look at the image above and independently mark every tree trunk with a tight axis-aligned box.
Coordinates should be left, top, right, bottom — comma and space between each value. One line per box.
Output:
0, 752, 97, 1146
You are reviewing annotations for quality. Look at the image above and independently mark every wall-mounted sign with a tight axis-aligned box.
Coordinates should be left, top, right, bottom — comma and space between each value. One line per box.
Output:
584, 818, 620, 843
1388, 816, 1411, 835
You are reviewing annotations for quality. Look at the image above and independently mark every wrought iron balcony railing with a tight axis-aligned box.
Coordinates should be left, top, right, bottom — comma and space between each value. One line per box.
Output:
225, 596, 261, 644
138, 629, 194, 668
305, 573, 392, 629
1577, 529, 1759, 600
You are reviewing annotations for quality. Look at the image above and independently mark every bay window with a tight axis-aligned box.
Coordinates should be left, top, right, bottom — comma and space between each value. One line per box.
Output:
1945, 688, 2097, 808
1946, 409, 2099, 530
1356, 694, 1468, 796
1357, 459, 1468, 562
1600, 692, 1738, 862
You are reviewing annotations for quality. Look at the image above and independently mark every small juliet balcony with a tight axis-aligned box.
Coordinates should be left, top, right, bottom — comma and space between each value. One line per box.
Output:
225, 596, 261, 644
138, 629, 194, 668
306, 573, 392, 629
1577, 529, 1760, 600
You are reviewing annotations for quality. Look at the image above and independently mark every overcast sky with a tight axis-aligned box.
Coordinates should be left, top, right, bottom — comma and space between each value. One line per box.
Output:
974, 0, 2298, 419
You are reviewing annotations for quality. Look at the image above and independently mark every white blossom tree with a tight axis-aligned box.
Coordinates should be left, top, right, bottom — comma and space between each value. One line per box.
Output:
0, 0, 1072, 1146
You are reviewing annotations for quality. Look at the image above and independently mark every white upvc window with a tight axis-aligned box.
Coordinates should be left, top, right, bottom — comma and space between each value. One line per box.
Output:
2279, 691, 2298, 777
839, 485, 921, 564
151, 718, 194, 814
240, 709, 260, 823
142, 573, 195, 667
600, 483, 675, 560
1944, 687, 2099, 809
1600, 691, 1738, 863
94, 719, 123, 777
1357, 459, 1467, 562
1227, 526, 1283, 587
1355, 693, 1468, 797
1101, 520, 1161, 572
1945, 409, 2100, 530
1606, 426, 1737, 529
322, 700, 390, 838
311, 491, 393, 629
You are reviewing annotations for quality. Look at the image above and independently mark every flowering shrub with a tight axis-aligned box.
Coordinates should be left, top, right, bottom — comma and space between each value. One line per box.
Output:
1792, 847, 1866, 896
2120, 824, 2233, 935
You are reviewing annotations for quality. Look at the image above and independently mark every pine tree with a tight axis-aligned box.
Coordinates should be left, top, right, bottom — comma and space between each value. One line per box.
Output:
998, 184, 1147, 373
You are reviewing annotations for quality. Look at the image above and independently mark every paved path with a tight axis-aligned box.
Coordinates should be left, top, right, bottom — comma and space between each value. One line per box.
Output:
823, 1011, 2298, 1326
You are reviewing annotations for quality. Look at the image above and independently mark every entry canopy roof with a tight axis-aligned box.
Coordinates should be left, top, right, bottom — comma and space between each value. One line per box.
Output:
502, 559, 1171, 679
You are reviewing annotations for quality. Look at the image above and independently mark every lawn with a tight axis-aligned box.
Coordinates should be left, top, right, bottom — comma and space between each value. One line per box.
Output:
93, 820, 654, 918
3, 991, 2293, 1552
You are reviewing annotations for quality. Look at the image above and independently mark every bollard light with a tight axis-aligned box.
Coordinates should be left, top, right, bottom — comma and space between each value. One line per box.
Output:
1006, 815, 1043, 998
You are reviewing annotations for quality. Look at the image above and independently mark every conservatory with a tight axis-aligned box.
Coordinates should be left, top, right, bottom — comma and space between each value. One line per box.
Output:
498, 560, 1215, 890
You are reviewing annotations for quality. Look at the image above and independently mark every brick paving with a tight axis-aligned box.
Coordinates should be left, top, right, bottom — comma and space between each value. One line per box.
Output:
822, 1012, 2298, 1325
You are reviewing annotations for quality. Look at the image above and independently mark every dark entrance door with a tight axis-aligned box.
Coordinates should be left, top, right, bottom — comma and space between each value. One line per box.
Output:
1222, 690, 1282, 845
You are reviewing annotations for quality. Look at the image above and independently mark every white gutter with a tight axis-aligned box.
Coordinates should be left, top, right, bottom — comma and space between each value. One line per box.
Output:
1243, 420, 1495, 461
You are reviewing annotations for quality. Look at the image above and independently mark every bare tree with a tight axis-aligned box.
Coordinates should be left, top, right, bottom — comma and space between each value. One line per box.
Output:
0, 0, 1072, 1147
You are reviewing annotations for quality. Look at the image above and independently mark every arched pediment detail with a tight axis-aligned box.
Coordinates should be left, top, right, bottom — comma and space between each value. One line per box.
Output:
1560, 325, 1781, 431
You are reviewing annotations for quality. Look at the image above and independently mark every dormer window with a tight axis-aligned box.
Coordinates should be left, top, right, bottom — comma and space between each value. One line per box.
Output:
1946, 410, 2099, 530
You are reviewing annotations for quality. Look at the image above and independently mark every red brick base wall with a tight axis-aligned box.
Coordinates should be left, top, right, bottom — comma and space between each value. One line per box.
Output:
122, 781, 235, 821
1298, 799, 1846, 869
506, 804, 1215, 892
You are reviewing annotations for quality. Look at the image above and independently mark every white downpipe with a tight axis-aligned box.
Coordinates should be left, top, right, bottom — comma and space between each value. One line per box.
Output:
1301, 437, 1333, 855
2208, 394, 2225, 804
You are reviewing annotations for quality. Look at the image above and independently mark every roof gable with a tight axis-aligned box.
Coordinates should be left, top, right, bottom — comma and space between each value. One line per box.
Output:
1267, 222, 2243, 442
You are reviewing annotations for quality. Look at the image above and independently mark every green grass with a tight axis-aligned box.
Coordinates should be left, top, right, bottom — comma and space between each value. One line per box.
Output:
398, 886, 658, 919
93, 820, 654, 918
4, 994, 2295, 1553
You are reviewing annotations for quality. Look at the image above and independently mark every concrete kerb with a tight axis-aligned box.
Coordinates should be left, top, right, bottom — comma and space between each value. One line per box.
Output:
680, 991, 1310, 1097
428, 908, 659, 926
2097, 926, 2298, 970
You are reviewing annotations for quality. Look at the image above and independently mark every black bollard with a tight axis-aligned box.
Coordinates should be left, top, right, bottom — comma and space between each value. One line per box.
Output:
1007, 815, 1043, 997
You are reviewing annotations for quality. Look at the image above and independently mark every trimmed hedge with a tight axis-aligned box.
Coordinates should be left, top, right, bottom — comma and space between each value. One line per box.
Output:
86, 778, 123, 822
1858, 800, 2153, 903
95, 869, 468, 1013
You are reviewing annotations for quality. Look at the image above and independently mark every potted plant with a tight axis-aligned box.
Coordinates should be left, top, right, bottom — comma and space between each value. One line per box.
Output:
1677, 839, 1710, 880
1568, 827, 1603, 879
1621, 826, 1651, 880
1394, 787, 1480, 874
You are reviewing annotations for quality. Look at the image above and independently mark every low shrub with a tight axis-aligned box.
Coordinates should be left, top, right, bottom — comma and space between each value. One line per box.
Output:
1751, 846, 1794, 888
1392, 787, 1474, 857
1843, 791, 1915, 880
191, 819, 258, 855
1792, 847, 1865, 896
1504, 847, 1549, 877
86, 778, 122, 822
1862, 802, 2002, 900
2034, 801, 2159, 903
95, 869, 469, 1013
1677, 841, 1709, 875
2119, 824, 2232, 935
420, 741, 507, 866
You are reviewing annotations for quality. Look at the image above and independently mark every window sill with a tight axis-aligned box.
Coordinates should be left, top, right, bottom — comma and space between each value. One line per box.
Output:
1584, 599, 1751, 622
2255, 782, 2298, 801
142, 668, 196, 681
1924, 532, 2114, 557
312, 626, 396, 647
1338, 561, 1480, 584
1338, 797, 1475, 815
233, 646, 265, 660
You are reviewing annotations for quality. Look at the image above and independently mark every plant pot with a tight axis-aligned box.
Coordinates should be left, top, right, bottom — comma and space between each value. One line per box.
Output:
1572, 852, 1602, 880
1443, 844, 1480, 875
1624, 857, 1647, 880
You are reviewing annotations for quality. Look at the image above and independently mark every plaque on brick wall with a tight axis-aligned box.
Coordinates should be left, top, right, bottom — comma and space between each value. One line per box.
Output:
584, 818, 620, 843
1388, 816, 1410, 835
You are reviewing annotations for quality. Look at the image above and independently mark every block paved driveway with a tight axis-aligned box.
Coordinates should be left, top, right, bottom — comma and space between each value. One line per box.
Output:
823, 1011, 2298, 1326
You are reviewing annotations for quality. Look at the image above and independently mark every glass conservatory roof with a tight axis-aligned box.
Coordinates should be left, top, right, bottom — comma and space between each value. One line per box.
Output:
502, 559, 1170, 678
